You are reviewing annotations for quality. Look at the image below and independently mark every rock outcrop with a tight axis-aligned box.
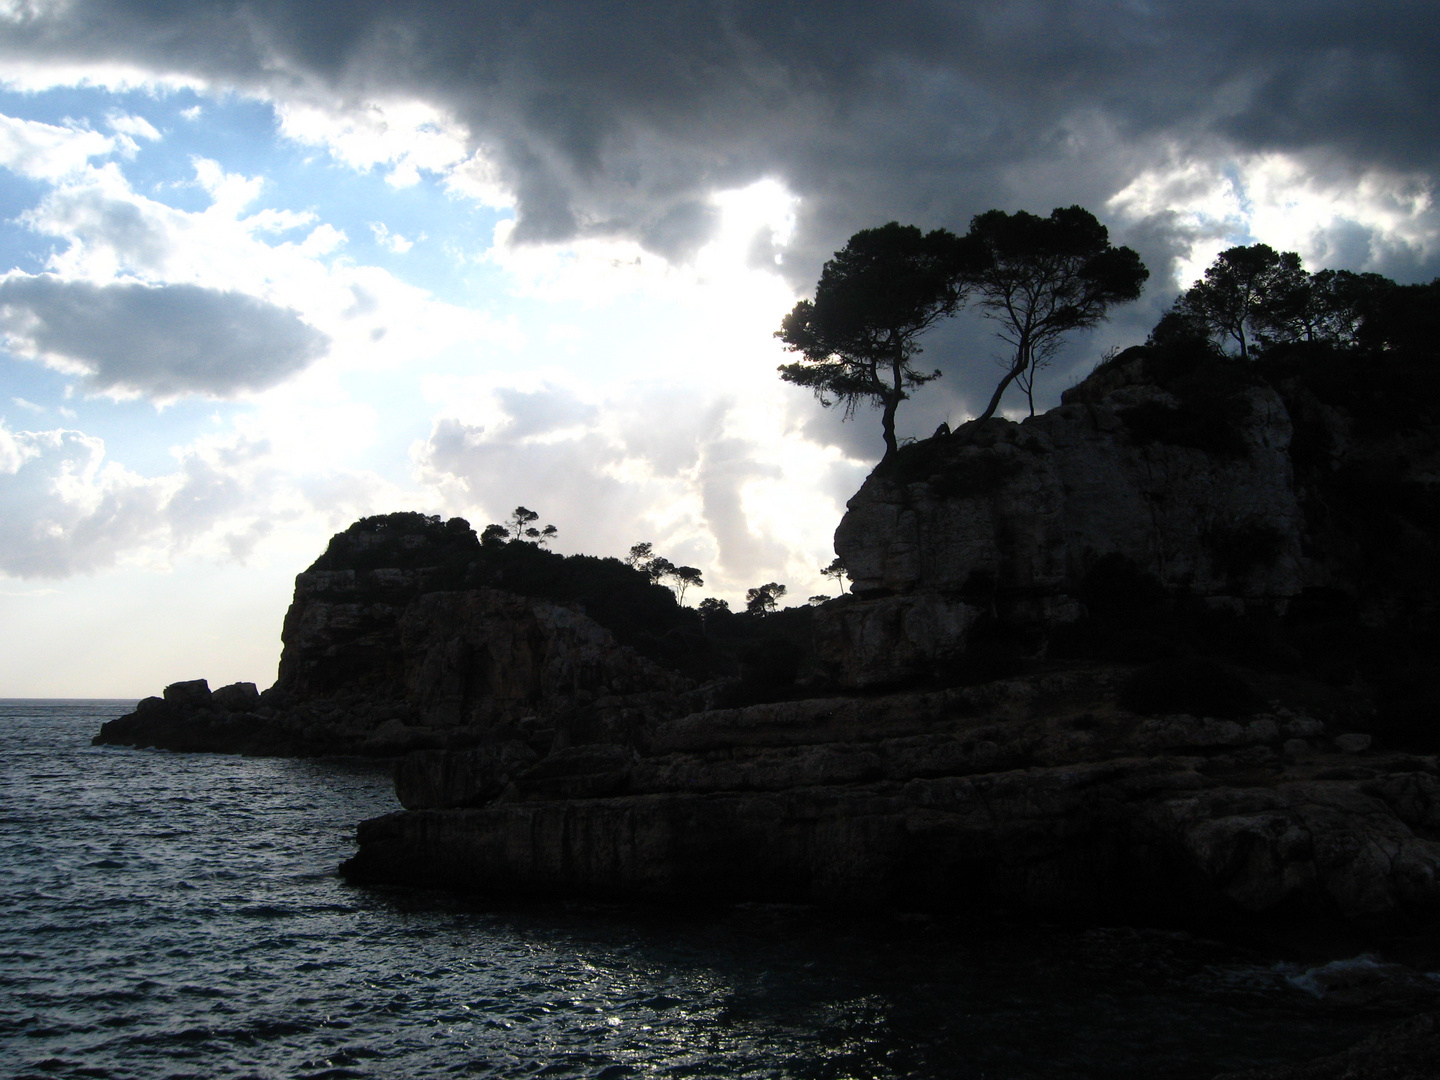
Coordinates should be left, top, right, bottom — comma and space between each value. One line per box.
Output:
815, 351, 1379, 688
101, 345, 1440, 935
95, 514, 693, 756
343, 664, 1440, 930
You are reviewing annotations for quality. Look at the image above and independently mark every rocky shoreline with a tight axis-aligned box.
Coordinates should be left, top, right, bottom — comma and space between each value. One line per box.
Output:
340, 667, 1440, 935
93, 342, 1440, 1076
97, 345, 1440, 935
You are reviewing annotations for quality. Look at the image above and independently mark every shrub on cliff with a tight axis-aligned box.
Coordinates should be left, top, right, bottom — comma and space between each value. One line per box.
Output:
709, 604, 817, 706
1113, 336, 1260, 458
307, 513, 479, 586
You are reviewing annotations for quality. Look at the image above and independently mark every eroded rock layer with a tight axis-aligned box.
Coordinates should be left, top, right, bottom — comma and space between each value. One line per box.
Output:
343, 667, 1440, 929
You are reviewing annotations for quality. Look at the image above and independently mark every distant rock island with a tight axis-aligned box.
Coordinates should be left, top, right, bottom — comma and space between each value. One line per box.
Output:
97, 334, 1440, 942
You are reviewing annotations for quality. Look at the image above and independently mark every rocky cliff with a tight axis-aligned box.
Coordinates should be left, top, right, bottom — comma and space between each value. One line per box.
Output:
94, 514, 694, 756
816, 345, 1439, 691
337, 345, 1440, 935
99, 342, 1440, 935
343, 667, 1440, 931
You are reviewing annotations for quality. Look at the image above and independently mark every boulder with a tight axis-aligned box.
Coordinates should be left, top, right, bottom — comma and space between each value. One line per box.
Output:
211, 682, 261, 712
163, 679, 212, 709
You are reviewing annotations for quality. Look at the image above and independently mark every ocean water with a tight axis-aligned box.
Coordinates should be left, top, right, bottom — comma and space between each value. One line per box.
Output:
0, 700, 1419, 1080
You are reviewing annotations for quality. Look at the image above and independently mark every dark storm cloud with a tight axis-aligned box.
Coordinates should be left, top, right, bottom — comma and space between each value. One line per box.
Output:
2, 1, 1435, 279
0, 276, 330, 398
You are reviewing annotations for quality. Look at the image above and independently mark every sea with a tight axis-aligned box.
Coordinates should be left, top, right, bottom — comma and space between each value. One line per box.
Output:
1, 699, 1433, 1080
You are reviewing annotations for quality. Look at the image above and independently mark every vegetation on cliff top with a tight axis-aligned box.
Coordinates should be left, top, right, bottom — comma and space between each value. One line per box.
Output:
306, 511, 818, 699
867, 246, 1439, 749
317, 244, 1438, 744
778, 206, 1148, 459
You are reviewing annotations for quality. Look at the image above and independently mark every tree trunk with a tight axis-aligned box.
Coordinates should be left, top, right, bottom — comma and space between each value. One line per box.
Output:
976, 347, 1027, 424
879, 346, 903, 460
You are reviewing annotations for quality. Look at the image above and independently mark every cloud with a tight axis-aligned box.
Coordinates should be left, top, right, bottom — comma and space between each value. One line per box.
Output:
413, 376, 861, 602
105, 109, 160, 148
2, 2, 1436, 283
0, 112, 114, 179
0, 419, 166, 577
1107, 148, 1440, 288
369, 221, 419, 253
0, 411, 428, 580
8, 151, 507, 387
0, 274, 329, 398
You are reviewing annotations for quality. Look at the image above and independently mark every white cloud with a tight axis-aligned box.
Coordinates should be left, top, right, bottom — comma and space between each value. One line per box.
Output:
0, 408, 433, 581
481, 178, 799, 350
105, 111, 160, 141
0, 419, 167, 577
369, 221, 418, 253
0, 111, 114, 180
102, 110, 160, 156
276, 96, 515, 206
443, 150, 513, 208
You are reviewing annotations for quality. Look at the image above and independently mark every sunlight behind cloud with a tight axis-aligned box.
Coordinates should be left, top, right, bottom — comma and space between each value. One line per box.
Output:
1109, 149, 1440, 287
419, 175, 860, 603
701, 179, 798, 272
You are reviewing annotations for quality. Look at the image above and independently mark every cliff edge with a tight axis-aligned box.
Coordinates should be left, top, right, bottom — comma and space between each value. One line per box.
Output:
337, 342, 1440, 933
98, 337, 1440, 934
94, 514, 695, 756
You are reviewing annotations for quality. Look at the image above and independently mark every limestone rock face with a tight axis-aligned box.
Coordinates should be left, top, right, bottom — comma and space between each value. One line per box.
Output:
396, 590, 688, 734
821, 361, 1310, 686
839, 382, 1302, 600
812, 593, 982, 688
345, 666, 1440, 929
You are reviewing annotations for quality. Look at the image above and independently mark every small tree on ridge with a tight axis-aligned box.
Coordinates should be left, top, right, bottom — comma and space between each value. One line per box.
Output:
777, 222, 980, 460
745, 582, 787, 615
484, 506, 558, 546
965, 206, 1148, 420
1175, 243, 1301, 361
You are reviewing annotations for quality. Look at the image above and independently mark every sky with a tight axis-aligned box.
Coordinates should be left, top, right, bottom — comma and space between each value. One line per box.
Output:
1, 1, 1437, 696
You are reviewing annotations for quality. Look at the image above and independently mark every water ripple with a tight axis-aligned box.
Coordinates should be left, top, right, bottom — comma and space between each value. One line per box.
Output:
1, 700, 1425, 1079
